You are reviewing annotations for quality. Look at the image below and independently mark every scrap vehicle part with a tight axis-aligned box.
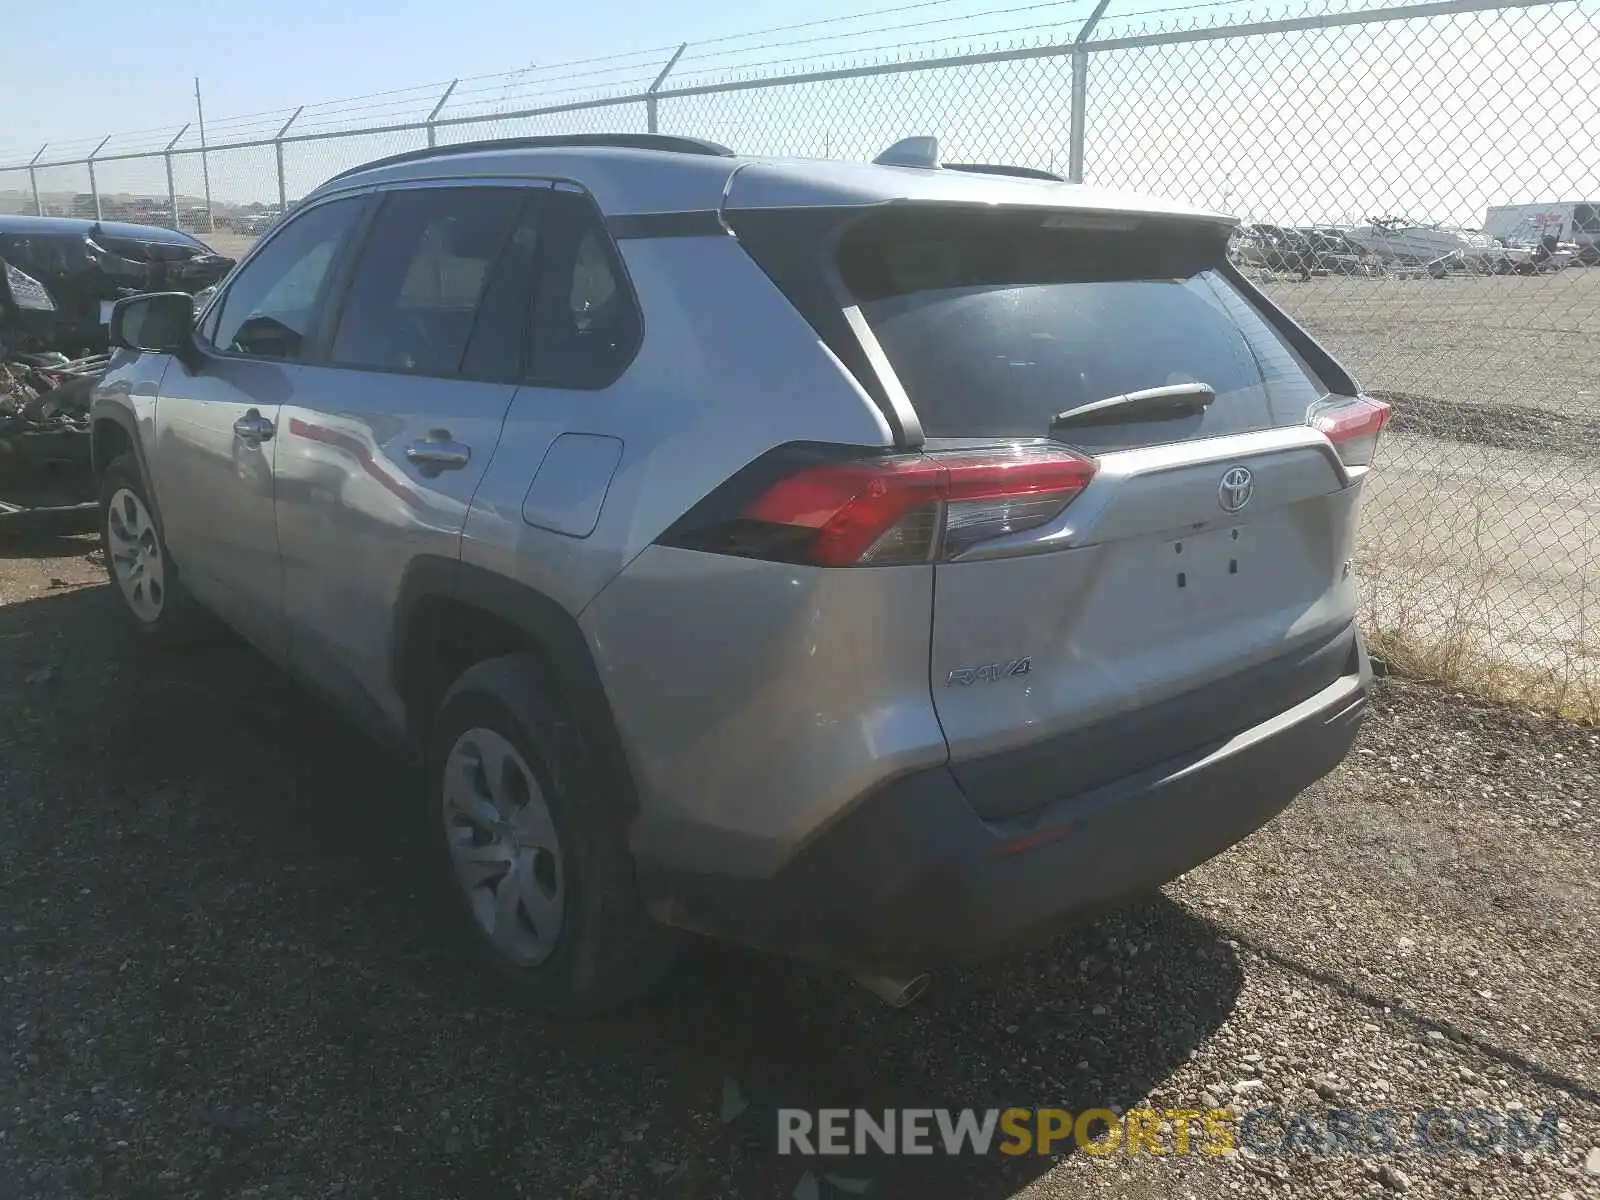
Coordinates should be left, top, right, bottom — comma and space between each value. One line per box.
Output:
0, 355, 100, 532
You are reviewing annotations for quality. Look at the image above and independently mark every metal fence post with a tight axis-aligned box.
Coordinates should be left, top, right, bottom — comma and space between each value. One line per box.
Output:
646, 44, 688, 134
162, 124, 190, 229
275, 107, 303, 214
27, 145, 46, 216
86, 135, 112, 221
426, 81, 458, 147
1068, 0, 1113, 183
195, 77, 214, 234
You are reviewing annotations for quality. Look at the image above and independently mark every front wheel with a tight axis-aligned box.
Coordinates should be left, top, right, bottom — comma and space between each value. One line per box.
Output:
99, 453, 209, 642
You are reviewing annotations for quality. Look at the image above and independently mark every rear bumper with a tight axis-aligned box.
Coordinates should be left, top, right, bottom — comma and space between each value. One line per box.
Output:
638, 639, 1370, 972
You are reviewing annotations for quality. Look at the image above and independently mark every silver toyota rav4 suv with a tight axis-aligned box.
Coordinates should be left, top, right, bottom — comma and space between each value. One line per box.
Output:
91, 133, 1385, 1014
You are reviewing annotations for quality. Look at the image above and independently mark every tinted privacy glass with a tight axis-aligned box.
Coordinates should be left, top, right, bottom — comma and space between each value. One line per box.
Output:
213, 197, 362, 360
529, 191, 639, 389
838, 211, 1324, 450
330, 187, 525, 377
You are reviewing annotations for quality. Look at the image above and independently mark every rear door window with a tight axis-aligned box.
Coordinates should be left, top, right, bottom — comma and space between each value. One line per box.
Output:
837, 210, 1325, 452
328, 186, 526, 378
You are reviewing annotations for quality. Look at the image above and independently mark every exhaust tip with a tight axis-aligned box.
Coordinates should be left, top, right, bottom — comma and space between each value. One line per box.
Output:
855, 971, 932, 1008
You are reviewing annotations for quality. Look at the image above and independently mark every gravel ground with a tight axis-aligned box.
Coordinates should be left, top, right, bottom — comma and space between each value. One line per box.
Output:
1373, 391, 1600, 459
1, 539, 1597, 1200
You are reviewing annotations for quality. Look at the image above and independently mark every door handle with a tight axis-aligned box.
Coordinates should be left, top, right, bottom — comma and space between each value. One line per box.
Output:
405, 430, 471, 474
233, 409, 274, 443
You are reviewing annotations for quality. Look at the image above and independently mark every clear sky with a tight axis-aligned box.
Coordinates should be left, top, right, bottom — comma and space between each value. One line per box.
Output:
0, 0, 1091, 157
1, 0, 1596, 228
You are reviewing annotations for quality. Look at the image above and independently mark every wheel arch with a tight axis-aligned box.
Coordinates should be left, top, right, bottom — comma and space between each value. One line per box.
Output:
89, 402, 162, 529
393, 558, 640, 819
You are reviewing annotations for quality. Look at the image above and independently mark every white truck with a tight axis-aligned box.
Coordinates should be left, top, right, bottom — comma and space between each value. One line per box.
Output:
1483, 201, 1600, 264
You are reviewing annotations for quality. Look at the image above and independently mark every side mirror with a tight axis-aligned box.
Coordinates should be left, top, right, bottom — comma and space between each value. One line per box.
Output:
110, 292, 197, 362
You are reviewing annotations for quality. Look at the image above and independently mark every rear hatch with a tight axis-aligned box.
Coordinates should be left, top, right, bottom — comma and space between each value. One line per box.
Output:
730, 193, 1382, 820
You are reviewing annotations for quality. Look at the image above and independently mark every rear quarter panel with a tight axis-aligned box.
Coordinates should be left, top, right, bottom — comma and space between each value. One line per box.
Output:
461, 232, 896, 615
460, 233, 926, 878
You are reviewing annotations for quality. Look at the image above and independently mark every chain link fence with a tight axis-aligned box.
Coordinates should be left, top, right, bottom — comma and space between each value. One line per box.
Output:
2, 0, 1597, 713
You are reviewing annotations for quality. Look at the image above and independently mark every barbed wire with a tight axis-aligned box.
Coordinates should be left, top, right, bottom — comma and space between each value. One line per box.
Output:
0, 0, 1141, 165
0, 0, 1585, 169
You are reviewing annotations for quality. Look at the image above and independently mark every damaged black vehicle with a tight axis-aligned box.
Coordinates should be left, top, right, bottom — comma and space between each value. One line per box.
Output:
0, 215, 234, 353
1, 215, 234, 531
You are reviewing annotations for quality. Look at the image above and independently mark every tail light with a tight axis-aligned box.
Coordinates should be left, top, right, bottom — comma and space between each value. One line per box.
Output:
3, 261, 58, 312
660, 443, 1098, 566
1308, 394, 1392, 467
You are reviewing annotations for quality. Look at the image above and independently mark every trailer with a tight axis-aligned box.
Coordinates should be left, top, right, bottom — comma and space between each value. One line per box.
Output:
1483, 202, 1600, 264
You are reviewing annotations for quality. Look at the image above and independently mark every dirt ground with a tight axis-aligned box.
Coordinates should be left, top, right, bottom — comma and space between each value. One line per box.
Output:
0, 540, 1596, 1200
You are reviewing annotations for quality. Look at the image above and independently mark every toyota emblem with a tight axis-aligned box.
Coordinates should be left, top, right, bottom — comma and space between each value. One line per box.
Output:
1218, 465, 1254, 513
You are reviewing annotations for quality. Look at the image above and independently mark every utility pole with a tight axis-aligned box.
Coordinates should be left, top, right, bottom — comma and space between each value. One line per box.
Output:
195, 77, 214, 234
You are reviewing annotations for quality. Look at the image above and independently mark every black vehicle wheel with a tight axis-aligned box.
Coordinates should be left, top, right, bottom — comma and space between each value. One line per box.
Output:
428, 654, 675, 1015
98, 452, 210, 642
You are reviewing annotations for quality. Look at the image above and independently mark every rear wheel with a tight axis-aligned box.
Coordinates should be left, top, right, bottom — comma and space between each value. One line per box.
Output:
99, 452, 208, 642
428, 654, 674, 1014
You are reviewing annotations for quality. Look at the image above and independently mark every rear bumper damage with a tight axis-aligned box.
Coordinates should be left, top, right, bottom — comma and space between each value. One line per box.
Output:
638, 630, 1371, 973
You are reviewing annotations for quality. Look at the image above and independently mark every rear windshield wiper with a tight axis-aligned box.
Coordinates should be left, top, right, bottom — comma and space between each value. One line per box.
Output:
1049, 382, 1216, 430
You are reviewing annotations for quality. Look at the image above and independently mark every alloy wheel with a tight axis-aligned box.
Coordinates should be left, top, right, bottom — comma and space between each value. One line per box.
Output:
441, 727, 566, 966
106, 488, 165, 623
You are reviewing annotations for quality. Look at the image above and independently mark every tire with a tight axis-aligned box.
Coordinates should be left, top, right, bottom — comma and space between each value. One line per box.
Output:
427, 654, 674, 1015
98, 452, 210, 643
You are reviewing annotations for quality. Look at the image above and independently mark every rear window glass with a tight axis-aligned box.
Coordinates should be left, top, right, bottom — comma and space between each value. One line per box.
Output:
838, 211, 1325, 450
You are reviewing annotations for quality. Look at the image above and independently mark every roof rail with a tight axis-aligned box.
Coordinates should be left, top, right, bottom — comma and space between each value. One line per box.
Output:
943, 163, 1065, 183
319, 133, 736, 187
